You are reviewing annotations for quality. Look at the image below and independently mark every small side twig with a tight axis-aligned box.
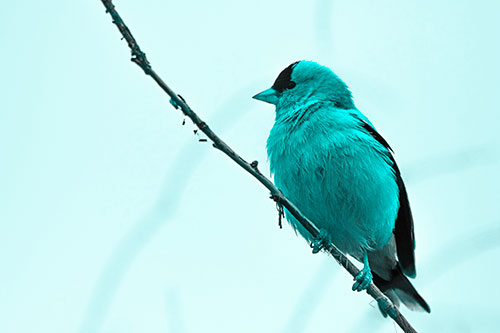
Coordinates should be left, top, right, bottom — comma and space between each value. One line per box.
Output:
99, 2, 418, 332
269, 193, 284, 229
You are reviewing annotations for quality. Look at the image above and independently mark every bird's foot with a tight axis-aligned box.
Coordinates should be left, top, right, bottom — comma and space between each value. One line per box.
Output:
352, 265, 372, 292
310, 229, 330, 254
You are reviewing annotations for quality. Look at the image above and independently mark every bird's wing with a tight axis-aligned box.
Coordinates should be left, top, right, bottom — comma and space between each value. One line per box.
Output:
355, 116, 417, 278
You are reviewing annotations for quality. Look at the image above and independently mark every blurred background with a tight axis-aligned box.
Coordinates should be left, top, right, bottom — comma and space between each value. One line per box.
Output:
1, 1, 500, 332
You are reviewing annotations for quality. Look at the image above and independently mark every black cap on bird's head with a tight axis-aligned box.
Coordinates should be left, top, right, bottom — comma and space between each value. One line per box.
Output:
253, 60, 355, 110
271, 61, 299, 92
252, 61, 299, 105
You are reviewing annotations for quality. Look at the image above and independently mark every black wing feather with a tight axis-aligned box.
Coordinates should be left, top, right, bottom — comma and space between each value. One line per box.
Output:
359, 120, 416, 278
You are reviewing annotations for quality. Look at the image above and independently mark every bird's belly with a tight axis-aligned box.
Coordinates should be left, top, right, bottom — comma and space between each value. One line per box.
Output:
271, 140, 399, 257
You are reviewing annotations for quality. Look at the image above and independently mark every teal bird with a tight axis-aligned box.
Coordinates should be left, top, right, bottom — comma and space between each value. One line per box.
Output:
253, 61, 430, 313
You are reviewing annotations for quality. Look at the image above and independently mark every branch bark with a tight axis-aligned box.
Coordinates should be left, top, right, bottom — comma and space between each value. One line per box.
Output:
99, 1, 418, 332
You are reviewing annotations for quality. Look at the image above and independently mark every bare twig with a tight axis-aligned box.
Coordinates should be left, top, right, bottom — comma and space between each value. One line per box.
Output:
99, 1, 418, 332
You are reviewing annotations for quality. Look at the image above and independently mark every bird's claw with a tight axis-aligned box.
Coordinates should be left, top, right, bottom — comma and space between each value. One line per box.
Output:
310, 229, 330, 254
352, 266, 372, 292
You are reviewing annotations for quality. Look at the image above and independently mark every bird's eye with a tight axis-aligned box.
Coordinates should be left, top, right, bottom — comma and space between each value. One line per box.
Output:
288, 81, 296, 89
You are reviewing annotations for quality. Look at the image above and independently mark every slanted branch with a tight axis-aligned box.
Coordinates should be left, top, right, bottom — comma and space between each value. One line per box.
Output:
99, 1, 418, 332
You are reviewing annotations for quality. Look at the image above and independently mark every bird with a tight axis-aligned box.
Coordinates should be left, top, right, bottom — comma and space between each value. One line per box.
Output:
253, 60, 430, 314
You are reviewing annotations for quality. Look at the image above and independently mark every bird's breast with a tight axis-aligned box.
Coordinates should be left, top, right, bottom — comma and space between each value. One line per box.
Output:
266, 114, 399, 255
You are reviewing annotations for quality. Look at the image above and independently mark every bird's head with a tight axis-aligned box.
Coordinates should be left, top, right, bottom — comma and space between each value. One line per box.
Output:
253, 60, 355, 111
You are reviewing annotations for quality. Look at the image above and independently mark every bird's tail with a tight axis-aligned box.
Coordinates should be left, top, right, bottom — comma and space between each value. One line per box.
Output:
372, 266, 431, 315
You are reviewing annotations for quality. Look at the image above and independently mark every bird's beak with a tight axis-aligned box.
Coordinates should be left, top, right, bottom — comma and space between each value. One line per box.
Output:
252, 88, 279, 105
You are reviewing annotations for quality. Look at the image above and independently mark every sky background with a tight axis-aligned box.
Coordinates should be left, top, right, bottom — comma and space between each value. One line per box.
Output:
2, 1, 500, 332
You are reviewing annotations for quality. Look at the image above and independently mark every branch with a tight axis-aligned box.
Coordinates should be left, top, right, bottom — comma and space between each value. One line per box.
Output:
99, 1, 418, 332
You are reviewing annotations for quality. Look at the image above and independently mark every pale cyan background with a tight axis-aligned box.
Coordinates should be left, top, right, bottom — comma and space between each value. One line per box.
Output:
1, 1, 499, 332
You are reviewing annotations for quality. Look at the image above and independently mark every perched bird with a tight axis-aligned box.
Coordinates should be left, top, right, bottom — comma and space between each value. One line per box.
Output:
253, 61, 430, 313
